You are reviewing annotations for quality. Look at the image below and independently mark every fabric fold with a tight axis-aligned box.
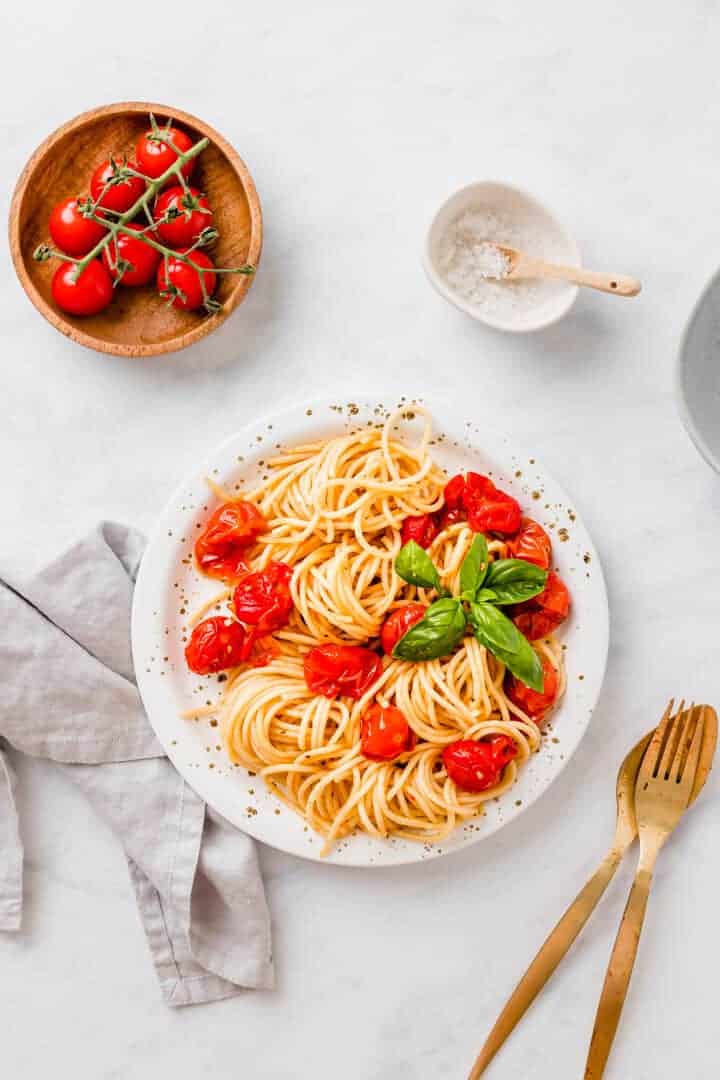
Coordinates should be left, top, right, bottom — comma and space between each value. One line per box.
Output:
0, 523, 273, 1003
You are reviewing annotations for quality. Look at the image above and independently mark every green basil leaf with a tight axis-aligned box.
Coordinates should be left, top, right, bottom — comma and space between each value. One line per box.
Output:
469, 602, 544, 691
459, 533, 489, 597
395, 541, 442, 591
393, 598, 467, 661
474, 587, 499, 603
481, 559, 547, 605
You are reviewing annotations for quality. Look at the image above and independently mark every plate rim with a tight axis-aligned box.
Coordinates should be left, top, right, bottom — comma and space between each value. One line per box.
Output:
131, 394, 609, 867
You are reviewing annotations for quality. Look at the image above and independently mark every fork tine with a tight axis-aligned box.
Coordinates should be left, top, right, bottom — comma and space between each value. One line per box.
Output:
674, 706, 706, 797
640, 699, 676, 780
656, 706, 685, 779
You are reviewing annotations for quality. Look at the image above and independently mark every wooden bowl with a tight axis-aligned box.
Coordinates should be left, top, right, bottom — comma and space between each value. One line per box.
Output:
9, 101, 262, 358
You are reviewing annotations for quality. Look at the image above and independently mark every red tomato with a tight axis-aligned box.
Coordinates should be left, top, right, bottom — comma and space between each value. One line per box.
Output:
102, 224, 161, 286
136, 126, 196, 183
232, 562, 294, 634
442, 736, 517, 792
51, 260, 113, 316
512, 571, 570, 640
90, 158, 146, 214
195, 501, 267, 581
49, 197, 107, 257
304, 644, 383, 700
436, 506, 465, 531
185, 616, 248, 674
157, 250, 217, 311
506, 517, 552, 569
463, 473, 521, 536
361, 705, 416, 761
246, 634, 281, 668
401, 514, 439, 549
380, 604, 426, 655
506, 657, 559, 721
444, 473, 466, 509
154, 186, 213, 247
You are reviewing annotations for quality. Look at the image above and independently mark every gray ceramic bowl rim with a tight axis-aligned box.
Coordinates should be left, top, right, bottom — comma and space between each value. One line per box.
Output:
675, 264, 720, 474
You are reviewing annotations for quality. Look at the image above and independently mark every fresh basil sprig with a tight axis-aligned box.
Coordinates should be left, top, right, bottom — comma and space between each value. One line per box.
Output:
392, 598, 467, 661
468, 602, 544, 691
392, 536, 548, 690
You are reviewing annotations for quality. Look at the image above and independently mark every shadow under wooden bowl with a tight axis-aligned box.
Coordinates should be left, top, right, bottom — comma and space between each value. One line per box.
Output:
9, 101, 262, 358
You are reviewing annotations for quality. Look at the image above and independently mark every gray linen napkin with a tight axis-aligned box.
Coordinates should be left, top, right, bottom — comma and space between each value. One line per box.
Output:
0, 522, 274, 1005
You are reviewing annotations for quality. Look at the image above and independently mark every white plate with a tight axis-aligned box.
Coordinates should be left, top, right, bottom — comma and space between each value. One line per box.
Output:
132, 396, 609, 867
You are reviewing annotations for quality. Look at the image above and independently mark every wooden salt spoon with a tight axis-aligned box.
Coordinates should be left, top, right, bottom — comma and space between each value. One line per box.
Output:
468, 705, 717, 1079
488, 242, 641, 297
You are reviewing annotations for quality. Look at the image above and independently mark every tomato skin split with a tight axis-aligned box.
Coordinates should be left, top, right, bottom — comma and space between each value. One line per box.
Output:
361, 705, 416, 761
380, 604, 427, 655
304, 644, 383, 700
442, 736, 518, 792
185, 616, 248, 675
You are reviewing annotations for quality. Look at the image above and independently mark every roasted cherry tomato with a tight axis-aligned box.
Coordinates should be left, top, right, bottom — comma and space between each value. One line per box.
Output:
361, 704, 416, 760
232, 561, 294, 634
464, 473, 521, 536
304, 644, 383, 700
506, 517, 552, 569
195, 501, 267, 582
401, 513, 439, 549
184, 616, 247, 674
102, 223, 161, 286
157, 249, 217, 311
506, 656, 559, 721
442, 735, 517, 792
153, 186, 213, 247
49, 197, 107, 257
436, 506, 465, 531
90, 158, 146, 214
444, 473, 467, 509
136, 126, 196, 183
512, 571, 570, 640
51, 260, 113, 316
380, 603, 427, 655
246, 634, 281, 668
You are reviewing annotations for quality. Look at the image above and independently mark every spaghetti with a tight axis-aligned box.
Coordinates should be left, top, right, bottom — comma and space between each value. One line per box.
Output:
185, 408, 568, 854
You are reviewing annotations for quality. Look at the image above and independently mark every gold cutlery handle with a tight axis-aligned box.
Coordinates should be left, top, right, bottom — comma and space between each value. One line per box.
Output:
468, 847, 625, 1079
583, 868, 654, 1079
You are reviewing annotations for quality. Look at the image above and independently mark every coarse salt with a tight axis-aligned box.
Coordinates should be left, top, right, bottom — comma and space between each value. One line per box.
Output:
436, 207, 562, 319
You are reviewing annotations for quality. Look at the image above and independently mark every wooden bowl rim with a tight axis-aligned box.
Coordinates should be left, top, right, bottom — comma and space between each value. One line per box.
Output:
9, 100, 263, 358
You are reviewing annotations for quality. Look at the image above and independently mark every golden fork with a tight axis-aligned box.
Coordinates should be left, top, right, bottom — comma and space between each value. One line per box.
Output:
584, 702, 711, 1078
467, 702, 717, 1079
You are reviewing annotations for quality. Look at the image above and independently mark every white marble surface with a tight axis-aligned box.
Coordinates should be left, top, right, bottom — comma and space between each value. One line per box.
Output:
2, 2, 720, 1077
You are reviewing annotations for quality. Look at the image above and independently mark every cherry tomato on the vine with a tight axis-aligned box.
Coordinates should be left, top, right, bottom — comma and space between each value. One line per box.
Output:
401, 513, 439, 549
380, 603, 427, 655
102, 223, 161, 286
194, 501, 267, 582
154, 186, 213, 247
232, 561, 294, 635
49, 197, 107, 257
90, 158, 146, 214
304, 644, 383, 700
442, 735, 517, 792
51, 260, 113, 317
512, 571, 570, 640
506, 656, 559, 721
506, 517, 552, 569
184, 616, 248, 675
136, 126, 196, 183
361, 704, 416, 760
157, 249, 217, 311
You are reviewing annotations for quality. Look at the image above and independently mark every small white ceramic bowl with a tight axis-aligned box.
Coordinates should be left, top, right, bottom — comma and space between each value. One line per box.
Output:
676, 267, 720, 473
423, 181, 581, 333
